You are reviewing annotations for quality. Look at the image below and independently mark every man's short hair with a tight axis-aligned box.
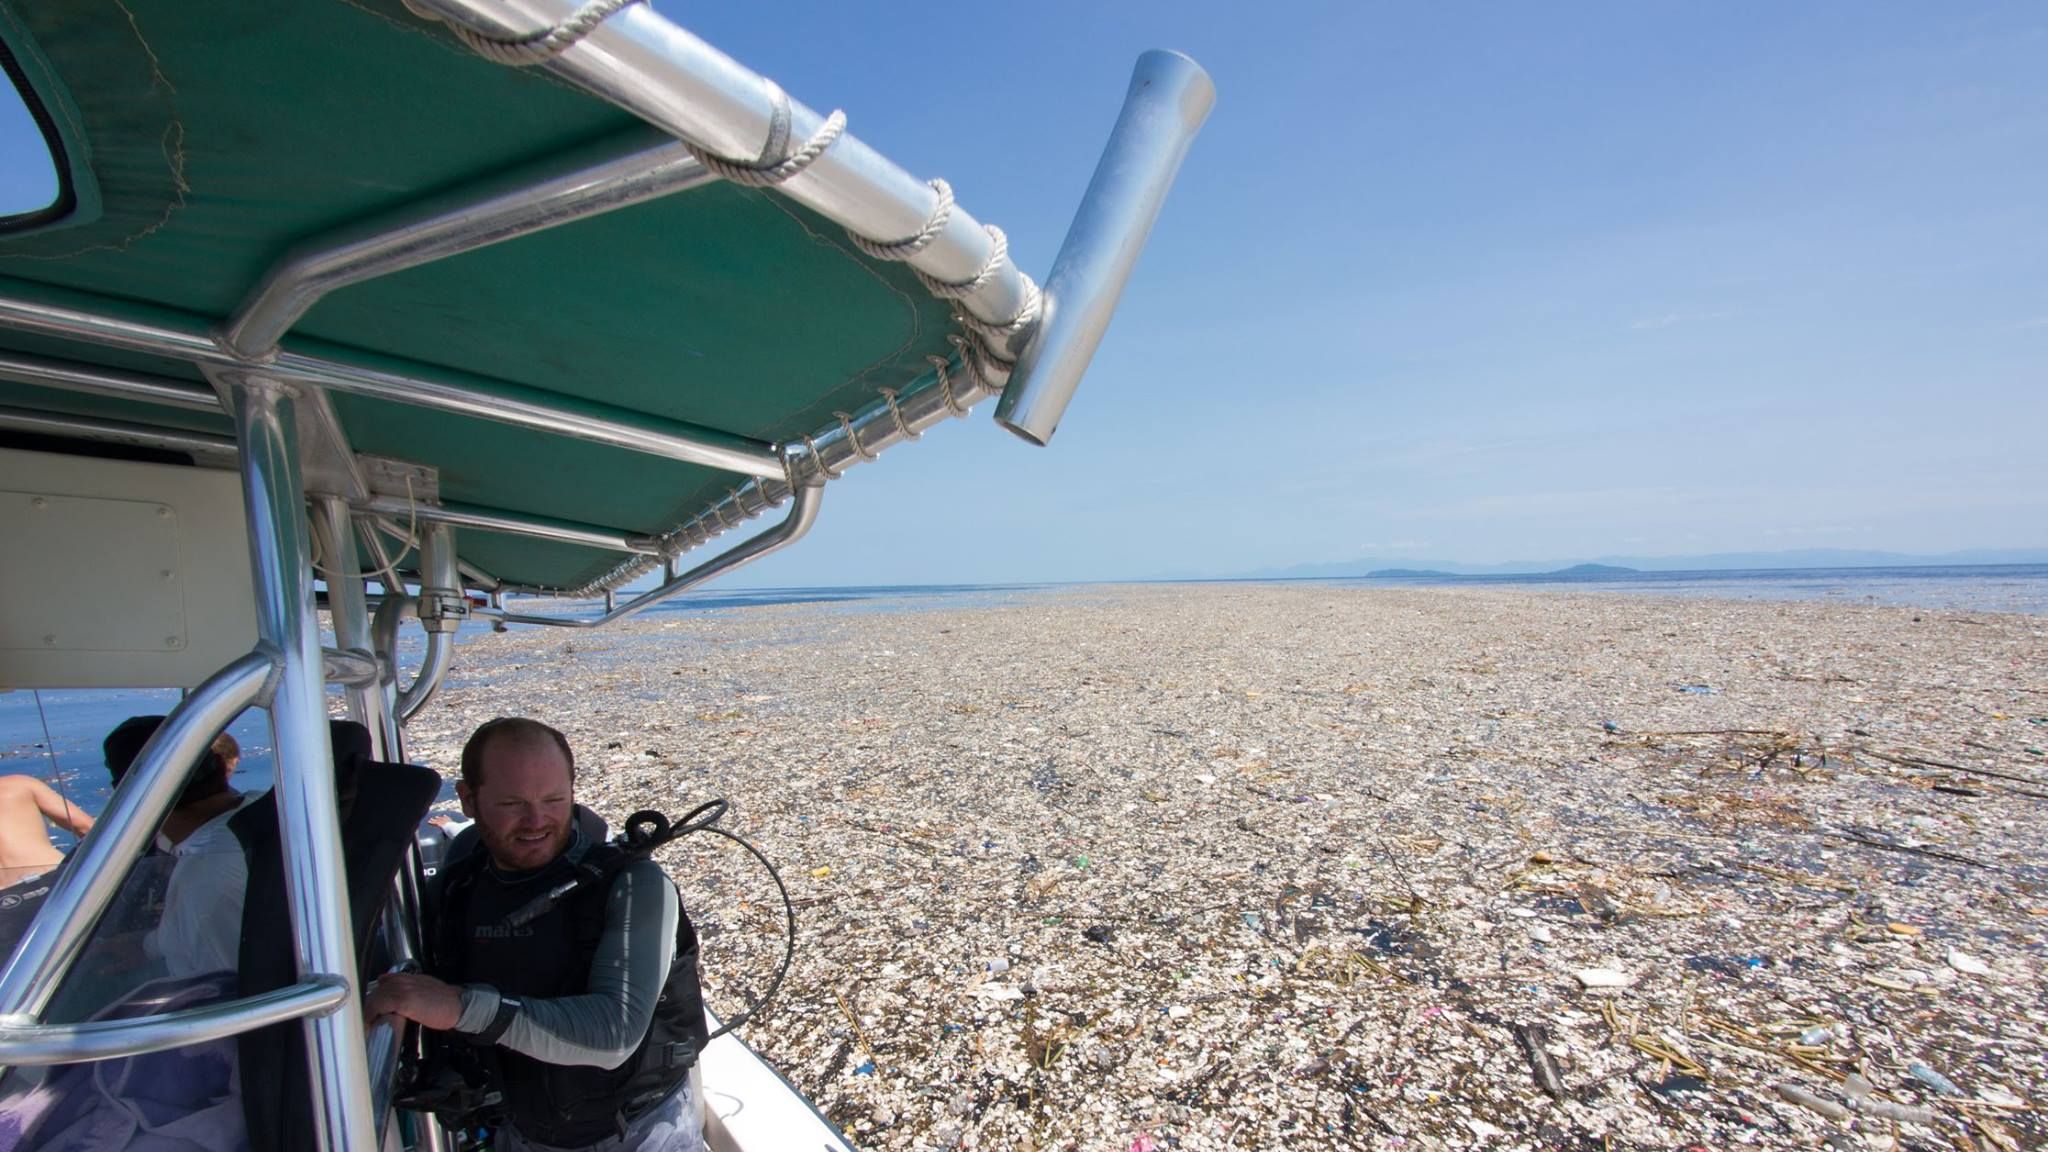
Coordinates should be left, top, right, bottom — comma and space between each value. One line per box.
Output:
103, 716, 234, 807
460, 717, 576, 790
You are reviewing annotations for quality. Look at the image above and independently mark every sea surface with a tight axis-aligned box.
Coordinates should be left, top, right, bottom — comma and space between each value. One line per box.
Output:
1313, 562, 2048, 616
5, 564, 2044, 827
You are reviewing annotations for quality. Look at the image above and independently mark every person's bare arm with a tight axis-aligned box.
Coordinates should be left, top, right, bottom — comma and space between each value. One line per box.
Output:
25, 777, 93, 837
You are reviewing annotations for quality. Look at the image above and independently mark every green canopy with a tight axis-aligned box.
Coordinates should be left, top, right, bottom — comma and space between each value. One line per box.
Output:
0, 0, 961, 591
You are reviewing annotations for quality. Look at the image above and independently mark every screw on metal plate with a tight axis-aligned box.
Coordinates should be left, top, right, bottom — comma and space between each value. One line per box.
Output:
155, 506, 170, 518
42, 634, 56, 646
165, 637, 182, 649
29, 496, 46, 509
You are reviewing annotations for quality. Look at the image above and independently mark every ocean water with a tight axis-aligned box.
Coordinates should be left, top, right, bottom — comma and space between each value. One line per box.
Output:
0, 690, 277, 852
1318, 563, 2048, 616
6, 565, 2043, 829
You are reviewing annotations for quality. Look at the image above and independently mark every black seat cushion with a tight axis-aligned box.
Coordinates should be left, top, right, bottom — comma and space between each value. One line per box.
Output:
230, 720, 439, 1152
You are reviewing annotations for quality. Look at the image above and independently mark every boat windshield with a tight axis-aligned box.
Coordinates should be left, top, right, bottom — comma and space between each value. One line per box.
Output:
0, 42, 61, 224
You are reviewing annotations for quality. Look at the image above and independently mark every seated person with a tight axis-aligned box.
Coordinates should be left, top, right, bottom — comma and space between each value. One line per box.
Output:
102, 719, 244, 848
0, 774, 93, 888
0, 723, 241, 967
102, 717, 255, 976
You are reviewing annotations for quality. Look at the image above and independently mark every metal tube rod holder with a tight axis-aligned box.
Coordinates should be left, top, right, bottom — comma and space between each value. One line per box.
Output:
996, 50, 1214, 446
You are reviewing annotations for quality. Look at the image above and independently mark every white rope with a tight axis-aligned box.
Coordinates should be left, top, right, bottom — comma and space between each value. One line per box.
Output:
799, 432, 842, 480
850, 179, 953, 262
835, 411, 878, 461
439, 0, 1041, 413
915, 225, 1008, 301
876, 387, 919, 440
948, 331, 1004, 393
685, 107, 847, 189
928, 354, 969, 417
449, 0, 645, 66
953, 279, 1043, 359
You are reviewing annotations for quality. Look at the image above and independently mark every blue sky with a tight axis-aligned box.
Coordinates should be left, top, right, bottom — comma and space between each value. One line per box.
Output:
8, 3, 2047, 585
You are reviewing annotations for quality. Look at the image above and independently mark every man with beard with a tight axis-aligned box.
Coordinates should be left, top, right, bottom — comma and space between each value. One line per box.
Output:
366, 717, 707, 1152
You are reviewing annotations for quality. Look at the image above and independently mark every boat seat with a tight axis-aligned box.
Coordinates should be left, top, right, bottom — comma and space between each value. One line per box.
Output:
230, 720, 438, 1152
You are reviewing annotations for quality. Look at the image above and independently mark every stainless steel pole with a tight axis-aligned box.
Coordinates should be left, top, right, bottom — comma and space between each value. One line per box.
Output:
0, 292, 784, 479
355, 495, 660, 555
475, 480, 822, 628
0, 978, 349, 1066
222, 133, 713, 360
0, 406, 239, 464
996, 51, 1215, 445
411, 0, 1039, 341
315, 497, 390, 755
396, 523, 461, 721
231, 376, 378, 1152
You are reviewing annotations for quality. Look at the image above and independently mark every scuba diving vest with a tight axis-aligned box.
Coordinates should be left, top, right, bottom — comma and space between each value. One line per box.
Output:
429, 839, 709, 1147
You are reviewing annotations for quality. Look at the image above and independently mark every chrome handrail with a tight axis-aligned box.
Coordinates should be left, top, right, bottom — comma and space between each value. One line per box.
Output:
355, 495, 661, 556
474, 479, 822, 629
0, 405, 238, 464
0, 978, 349, 1067
0, 350, 222, 412
222, 130, 713, 360
0, 290, 784, 479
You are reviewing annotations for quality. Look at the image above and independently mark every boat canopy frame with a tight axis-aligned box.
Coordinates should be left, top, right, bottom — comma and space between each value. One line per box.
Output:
0, 0, 1212, 602
0, 2, 1211, 1148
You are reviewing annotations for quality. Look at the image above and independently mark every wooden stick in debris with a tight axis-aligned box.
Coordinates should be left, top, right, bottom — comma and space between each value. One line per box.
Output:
834, 988, 878, 1067
1625, 729, 1793, 739
1827, 829, 1999, 871
1777, 1082, 1850, 1121
1862, 748, 2048, 788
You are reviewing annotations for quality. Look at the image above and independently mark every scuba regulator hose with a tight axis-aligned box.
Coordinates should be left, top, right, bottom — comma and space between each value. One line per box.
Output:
495, 798, 797, 1041
647, 799, 798, 1042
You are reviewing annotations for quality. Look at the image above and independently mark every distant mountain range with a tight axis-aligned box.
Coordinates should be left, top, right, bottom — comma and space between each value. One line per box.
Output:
1240, 548, 2048, 581
1365, 562, 1637, 579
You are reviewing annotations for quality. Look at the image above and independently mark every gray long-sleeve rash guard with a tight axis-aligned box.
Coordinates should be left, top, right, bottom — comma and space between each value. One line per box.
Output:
450, 855, 681, 1069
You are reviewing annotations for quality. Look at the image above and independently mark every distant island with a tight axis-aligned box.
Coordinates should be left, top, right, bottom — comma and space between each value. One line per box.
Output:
1367, 563, 1640, 579
1237, 547, 2048, 584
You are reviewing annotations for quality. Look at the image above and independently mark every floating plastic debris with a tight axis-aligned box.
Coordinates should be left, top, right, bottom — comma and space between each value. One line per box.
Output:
392, 583, 2048, 1151
1907, 1061, 1962, 1097
1977, 1085, 2026, 1108
1573, 968, 1635, 988
1947, 950, 1994, 976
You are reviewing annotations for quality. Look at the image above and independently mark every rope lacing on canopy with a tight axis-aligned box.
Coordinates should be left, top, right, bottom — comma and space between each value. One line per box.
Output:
441, 0, 645, 66
432, 1, 1047, 598
435, 9, 1043, 359
681, 85, 849, 190
847, 181, 1047, 369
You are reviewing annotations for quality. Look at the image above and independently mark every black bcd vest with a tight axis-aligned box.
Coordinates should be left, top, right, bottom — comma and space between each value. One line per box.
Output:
430, 841, 710, 1147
